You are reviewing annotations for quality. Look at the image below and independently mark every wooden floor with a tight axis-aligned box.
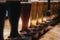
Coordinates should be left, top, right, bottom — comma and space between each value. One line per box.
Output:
40, 23, 60, 40
4, 19, 60, 40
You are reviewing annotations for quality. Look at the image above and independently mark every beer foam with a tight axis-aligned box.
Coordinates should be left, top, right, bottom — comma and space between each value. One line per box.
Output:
38, 0, 59, 2
31, 0, 38, 2
20, 0, 59, 3
20, 0, 32, 3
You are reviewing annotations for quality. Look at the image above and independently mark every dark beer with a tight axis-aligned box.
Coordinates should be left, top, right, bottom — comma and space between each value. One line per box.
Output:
21, 2, 31, 31
6, 1, 22, 39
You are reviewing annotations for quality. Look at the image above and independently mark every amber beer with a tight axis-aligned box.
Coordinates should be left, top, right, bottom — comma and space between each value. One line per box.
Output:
21, 2, 31, 31
37, 2, 49, 24
30, 2, 37, 27
37, 2, 44, 24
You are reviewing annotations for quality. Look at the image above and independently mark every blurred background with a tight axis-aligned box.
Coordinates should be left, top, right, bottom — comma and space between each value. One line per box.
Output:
4, 0, 60, 40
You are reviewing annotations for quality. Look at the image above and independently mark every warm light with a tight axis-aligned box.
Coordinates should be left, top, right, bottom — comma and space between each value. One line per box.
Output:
28, 18, 30, 27
43, 17, 47, 22
31, 20, 37, 26
38, 18, 43, 23
18, 17, 22, 31
43, 17, 52, 23
19, 17, 22, 25
38, 17, 52, 24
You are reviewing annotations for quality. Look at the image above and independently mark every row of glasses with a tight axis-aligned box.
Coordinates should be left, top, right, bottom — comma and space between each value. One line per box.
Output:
19, 0, 59, 40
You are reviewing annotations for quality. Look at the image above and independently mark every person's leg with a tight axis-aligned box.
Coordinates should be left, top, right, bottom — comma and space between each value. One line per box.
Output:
0, 3, 6, 40
21, 3, 31, 31
7, 1, 21, 38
